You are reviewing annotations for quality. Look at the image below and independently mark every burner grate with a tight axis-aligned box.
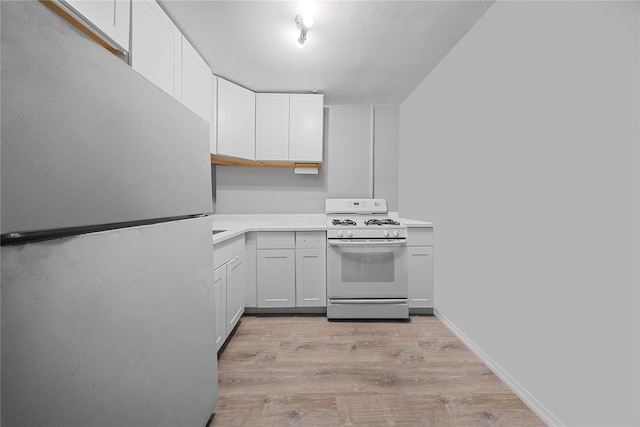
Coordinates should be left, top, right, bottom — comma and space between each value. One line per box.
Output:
364, 218, 400, 226
332, 219, 357, 226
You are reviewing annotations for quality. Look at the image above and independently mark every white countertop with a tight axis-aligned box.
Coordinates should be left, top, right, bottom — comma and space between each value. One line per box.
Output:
211, 213, 433, 245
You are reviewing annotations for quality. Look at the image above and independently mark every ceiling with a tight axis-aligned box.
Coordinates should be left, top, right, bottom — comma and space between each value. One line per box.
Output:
158, 1, 494, 105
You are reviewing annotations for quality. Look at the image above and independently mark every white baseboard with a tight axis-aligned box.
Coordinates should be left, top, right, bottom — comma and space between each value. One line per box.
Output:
434, 308, 564, 427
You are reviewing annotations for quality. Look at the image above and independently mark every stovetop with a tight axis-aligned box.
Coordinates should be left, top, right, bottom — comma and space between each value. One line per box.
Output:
329, 216, 402, 228
325, 198, 407, 239
326, 214, 407, 239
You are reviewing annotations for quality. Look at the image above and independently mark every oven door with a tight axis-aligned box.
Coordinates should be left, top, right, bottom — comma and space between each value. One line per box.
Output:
327, 239, 408, 299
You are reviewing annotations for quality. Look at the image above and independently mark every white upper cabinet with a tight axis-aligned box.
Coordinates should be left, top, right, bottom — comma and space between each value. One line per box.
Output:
64, 0, 130, 50
181, 35, 213, 122
255, 94, 290, 161
289, 94, 324, 162
210, 76, 218, 155
131, 0, 182, 100
217, 78, 256, 160
256, 93, 324, 162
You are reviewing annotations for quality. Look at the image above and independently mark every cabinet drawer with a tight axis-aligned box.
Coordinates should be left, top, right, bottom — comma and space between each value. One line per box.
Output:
295, 231, 326, 249
257, 231, 295, 249
213, 234, 245, 269
407, 228, 433, 246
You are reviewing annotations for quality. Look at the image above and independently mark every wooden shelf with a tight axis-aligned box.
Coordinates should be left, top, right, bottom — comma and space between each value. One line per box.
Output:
211, 154, 322, 169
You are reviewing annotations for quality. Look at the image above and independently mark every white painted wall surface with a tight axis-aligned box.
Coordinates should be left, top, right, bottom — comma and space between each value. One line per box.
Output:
1, 0, 212, 234
373, 105, 400, 211
1, 217, 218, 426
215, 105, 373, 213
399, 2, 639, 426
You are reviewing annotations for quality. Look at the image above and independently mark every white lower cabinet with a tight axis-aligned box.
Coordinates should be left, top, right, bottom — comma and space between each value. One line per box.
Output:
407, 227, 434, 309
226, 252, 246, 331
257, 249, 295, 307
295, 248, 326, 307
213, 264, 227, 351
256, 231, 326, 308
213, 234, 246, 351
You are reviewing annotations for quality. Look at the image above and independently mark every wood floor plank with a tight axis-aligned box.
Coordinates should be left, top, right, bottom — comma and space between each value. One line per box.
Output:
212, 315, 545, 426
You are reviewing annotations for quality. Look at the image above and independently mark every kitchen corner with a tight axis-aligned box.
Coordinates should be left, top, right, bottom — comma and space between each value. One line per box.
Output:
211, 204, 435, 352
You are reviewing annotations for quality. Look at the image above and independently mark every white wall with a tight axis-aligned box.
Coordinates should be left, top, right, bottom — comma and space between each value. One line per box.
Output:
215, 104, 401, 214
399, 2, 639, 426
215, 105, 373, 213
374, 105, 400, 211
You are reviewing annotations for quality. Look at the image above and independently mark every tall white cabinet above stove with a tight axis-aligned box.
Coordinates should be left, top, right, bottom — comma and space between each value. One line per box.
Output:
256, 93, 324, 162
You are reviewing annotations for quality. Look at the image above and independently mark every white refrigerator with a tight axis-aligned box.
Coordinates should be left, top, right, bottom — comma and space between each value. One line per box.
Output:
1, 2, 218, 426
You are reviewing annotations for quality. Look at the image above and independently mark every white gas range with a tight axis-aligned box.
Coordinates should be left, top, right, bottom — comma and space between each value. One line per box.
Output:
325, 198, 409, 320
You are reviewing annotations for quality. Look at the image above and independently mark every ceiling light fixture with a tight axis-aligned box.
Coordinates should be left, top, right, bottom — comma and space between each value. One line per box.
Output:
295, 13, 313, 47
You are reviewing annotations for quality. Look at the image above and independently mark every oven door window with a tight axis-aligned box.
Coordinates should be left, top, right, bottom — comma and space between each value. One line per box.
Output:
342, 252, 395, 283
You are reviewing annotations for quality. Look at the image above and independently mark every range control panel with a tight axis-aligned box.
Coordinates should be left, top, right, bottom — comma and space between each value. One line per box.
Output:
326, 198, 388, 215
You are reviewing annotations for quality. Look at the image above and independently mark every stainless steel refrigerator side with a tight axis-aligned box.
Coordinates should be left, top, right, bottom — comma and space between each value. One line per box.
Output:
1, 0, 212, 236
1, 1, 217, 425
1, 216, 218, 427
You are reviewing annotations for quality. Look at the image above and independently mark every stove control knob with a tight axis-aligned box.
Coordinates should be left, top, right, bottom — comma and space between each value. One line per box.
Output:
392, 230, 399, 238
383, 230, 390, 238
346, 231, 353, 238
337, 231, 344, 238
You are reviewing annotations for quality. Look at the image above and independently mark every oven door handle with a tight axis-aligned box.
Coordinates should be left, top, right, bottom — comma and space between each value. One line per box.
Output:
327, 239, 407, 247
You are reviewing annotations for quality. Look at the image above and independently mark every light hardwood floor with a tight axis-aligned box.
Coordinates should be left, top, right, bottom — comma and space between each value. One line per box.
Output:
212, 315, 545, 426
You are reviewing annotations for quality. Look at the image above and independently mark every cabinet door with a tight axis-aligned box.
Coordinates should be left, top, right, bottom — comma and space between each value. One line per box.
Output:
131, 0, 182, 99
213, 264, 227, 352
289, 94, 324, 162
408, 246, 434, 308
296, 248, 326, 307
181, 35, 212, 122
256, 94, 290, 161
217, 79, 256, 160
226, 252, 246, 333
210, 76, 218, 154
257, 249, 295, 307
64, 0, 130, 50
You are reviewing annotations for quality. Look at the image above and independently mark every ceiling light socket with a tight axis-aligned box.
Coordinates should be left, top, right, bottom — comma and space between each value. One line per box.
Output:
295, 14, 309, 46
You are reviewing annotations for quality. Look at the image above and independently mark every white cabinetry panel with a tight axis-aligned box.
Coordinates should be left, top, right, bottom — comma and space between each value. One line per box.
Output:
289, 94, 324, 162
181, 36, 212, 122
257, 249, 296, 307
213, 234, 245, 350
296, 248, 326, 307
64, 0, 130, 49
256, 231, 326, 309
131, 0, 182, 99
217, 79, 255, 160
226, 252, 246, 332
407, 228, 434, 309
213, 265, 227, 351
210, 77, 218, 154
256, 94, 290, 161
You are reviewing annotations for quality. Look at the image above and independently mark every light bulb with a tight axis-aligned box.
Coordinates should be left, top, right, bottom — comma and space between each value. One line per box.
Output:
302, 13, 314, 28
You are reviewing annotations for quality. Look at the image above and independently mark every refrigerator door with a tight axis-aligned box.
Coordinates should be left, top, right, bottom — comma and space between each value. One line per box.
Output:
1, 216, 217, 427
1, 0, 212, 235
